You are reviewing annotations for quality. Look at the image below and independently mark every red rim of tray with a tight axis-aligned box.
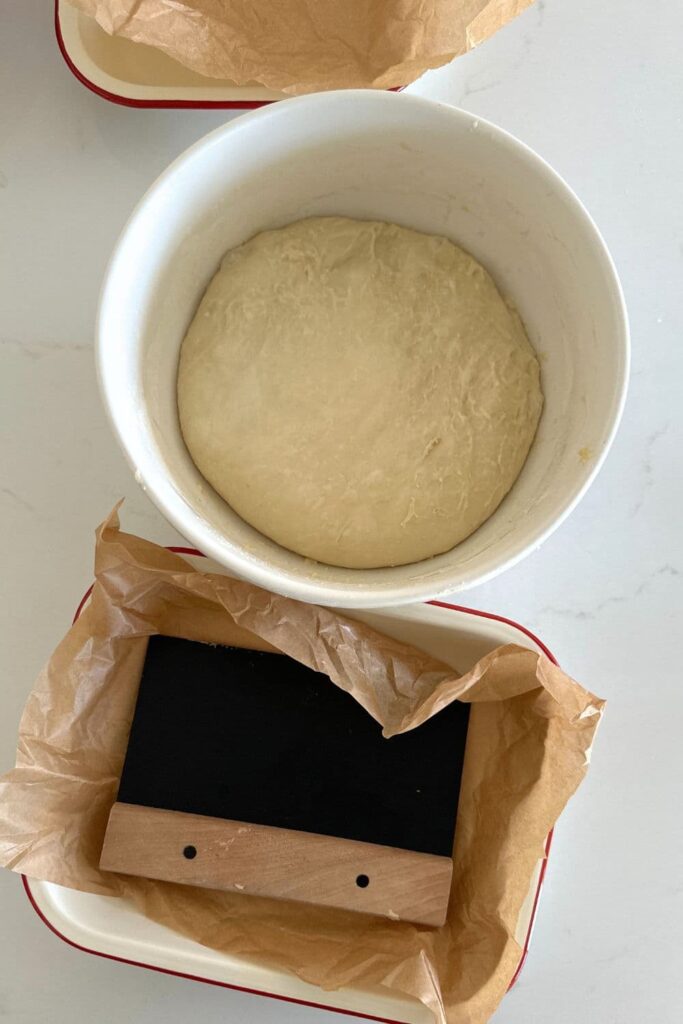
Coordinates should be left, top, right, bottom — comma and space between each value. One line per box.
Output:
23, 545, 555, 1019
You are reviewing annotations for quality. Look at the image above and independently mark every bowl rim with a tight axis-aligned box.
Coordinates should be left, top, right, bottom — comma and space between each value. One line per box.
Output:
96, 90, 630, 608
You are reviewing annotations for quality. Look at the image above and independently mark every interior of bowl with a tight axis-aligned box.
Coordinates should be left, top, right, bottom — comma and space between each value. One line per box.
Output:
97, 91, 628, 607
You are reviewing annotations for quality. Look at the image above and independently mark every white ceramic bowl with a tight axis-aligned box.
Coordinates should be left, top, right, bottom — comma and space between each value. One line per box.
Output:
97, 90, 629, 608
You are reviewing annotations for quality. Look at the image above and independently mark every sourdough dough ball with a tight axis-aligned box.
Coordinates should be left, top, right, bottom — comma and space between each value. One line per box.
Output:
177, 217, 543, 569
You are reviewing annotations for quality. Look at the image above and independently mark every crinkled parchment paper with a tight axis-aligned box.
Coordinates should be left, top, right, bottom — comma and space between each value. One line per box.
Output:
68, 0, 535, 94
0, 509, 603, 1024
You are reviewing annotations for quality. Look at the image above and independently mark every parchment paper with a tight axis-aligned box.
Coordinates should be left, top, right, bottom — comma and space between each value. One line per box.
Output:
68, 0, 535, 94
0, 509, 604, 1024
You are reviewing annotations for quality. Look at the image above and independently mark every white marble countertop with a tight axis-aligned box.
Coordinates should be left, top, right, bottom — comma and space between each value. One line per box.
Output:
1, 1, 681, 1021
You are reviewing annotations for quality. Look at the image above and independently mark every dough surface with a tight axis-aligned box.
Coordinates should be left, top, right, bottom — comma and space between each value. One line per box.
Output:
178, 217, 543, 569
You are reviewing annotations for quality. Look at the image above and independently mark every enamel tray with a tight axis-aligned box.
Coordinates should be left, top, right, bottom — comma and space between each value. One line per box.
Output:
23, 550, 554, 1022
55, 1, 283, 109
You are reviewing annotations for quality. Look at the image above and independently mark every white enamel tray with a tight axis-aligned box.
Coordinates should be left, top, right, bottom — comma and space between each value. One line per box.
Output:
55, 1, 283, 109
23, 561, 554, 1022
